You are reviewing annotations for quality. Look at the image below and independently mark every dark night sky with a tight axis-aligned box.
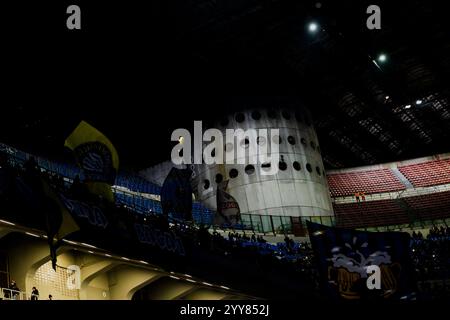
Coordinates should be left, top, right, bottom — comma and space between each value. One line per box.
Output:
2, 1, 449, 170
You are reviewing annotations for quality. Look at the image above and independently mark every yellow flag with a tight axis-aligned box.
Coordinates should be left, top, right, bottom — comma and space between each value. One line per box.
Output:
65, 121, 119, 202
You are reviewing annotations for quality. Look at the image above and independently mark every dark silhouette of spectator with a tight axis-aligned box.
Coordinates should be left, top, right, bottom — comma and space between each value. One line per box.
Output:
23, 157, 42, 192
9, 280, 20, 300
355, 192, 360, 202
48, 294, 53, 300
31, 287, 39, 300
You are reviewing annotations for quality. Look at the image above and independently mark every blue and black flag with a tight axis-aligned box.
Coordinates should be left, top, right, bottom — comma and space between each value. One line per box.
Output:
307, 221, 416, 300
160, 167, 193, 221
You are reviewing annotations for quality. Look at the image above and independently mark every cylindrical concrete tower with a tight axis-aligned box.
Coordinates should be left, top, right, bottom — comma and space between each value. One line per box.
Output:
191, 106, 334, 234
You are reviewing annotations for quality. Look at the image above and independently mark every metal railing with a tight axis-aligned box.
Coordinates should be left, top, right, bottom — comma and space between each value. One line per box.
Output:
0, 288, 28, 300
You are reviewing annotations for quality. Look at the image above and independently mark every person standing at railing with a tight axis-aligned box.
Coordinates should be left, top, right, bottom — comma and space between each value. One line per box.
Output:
355, 192, 360, 202
31, 287, 39, 300
9, 280, 20, 300
360, 191, 366, 201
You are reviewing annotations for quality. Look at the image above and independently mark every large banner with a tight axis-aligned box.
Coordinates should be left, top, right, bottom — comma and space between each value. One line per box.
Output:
215, 180, 241, 226
307, 221, 416, 300
160, 167, 193, 221
65, 121, 119, 202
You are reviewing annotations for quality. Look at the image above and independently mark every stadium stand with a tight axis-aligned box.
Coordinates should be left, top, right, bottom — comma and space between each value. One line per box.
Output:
398, 159, 450, 188
0, 142, 215, 226
327, 168, 406, 197
333, 199, 409, 228
334, 190, 450, 228
403, 190, 450, 221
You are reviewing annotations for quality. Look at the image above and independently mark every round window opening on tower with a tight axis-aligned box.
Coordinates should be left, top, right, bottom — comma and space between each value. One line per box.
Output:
257, 136, 266, 146
235, 113, 245, 123
203, 179, 210, 189
287, 136, 296, 145
310, 141, 316, 150
245, 164, 255, 175
251, 111, 261, 120
272, 135, 282, 144
306, 163, 312, 173
240, 138, 250, 148
225, 143, 234, 152
267, 109, 277, 119
220, 118, 229, 127
293, 161, 301, 171
282, 110, 291, 120
301, 138, 307, 146
229, 168, 239, 178
261, 162, 272, 172
279, 161, 287, 171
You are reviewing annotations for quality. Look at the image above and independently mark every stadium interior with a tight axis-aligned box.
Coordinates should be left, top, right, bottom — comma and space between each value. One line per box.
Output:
1, 0, 449, 302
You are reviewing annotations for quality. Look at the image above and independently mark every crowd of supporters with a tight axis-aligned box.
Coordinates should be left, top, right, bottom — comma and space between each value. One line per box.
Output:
411, 226, 450, 299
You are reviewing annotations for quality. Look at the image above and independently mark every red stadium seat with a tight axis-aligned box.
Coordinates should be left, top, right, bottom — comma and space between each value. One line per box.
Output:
327, 168, 406, 197
398, 159, 450, 188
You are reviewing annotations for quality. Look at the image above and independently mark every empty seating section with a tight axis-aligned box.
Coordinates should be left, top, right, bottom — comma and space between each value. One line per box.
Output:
333, 199, 409, 228
334, 190, 450, 228
403, 190, 450, 221
327, 168, 405, 197
398, 159, 450, 187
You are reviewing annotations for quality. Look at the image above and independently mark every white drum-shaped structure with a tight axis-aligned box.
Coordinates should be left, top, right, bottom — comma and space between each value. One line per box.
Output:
191, 107, 334, 233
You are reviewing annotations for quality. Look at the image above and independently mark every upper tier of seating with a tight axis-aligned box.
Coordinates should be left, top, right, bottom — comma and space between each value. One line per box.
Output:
334, 190, 450, 228
333, 199, 408, 228
0, 143, 162, 195
1, 143, 214, 225
398, 159, 450, 188
327, 168, 406, 197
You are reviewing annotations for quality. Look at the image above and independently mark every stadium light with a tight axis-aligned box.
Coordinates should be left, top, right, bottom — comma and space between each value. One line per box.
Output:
377, 54, 387, 63
405, 104, 412, 109
416, 99, 423, 105
308, 22, 319, 33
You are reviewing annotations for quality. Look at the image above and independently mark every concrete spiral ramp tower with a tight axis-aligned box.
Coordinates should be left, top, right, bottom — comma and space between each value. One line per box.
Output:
191, 105, 334, 234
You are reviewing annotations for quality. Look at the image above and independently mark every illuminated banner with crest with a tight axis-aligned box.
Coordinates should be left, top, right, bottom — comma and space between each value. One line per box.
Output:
307, 221, 416, 300
65, 121, 119, 202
